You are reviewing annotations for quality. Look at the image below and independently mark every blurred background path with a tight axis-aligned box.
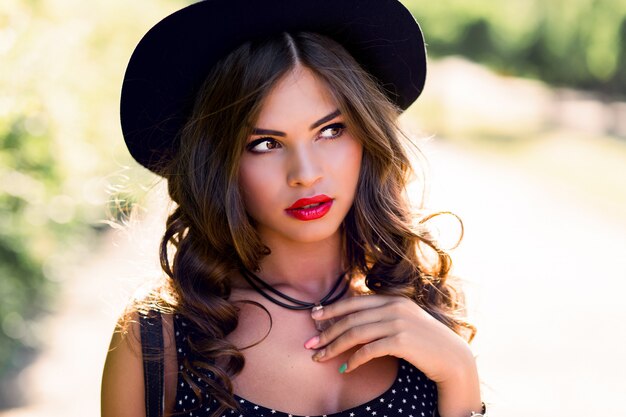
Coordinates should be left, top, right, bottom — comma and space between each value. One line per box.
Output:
2, 1, 626, 416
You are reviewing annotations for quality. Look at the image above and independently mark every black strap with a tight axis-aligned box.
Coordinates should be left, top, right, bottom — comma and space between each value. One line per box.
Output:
139, 311, 164, 417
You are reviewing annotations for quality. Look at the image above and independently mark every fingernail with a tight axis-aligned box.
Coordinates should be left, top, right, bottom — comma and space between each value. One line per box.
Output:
312, 349, 326, 361
304, 336, 319, 349
338, 363, 348, 374
311, 306, 323, 319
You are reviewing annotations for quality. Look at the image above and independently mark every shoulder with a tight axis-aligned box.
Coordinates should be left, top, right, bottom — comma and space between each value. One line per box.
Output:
101, 309, 178, 417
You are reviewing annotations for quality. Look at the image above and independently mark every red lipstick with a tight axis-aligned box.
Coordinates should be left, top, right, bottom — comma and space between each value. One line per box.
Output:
285, 194, 333, 221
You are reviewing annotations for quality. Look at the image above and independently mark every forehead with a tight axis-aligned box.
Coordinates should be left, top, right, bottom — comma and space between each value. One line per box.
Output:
255, 66, 339, 128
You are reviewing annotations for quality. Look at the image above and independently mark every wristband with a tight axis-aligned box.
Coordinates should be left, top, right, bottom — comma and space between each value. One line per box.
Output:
433, 402, 487, 417
469, 402, 487, 416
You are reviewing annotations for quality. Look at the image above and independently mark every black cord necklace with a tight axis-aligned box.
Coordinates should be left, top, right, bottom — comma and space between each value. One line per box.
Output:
239, 268, 350, 331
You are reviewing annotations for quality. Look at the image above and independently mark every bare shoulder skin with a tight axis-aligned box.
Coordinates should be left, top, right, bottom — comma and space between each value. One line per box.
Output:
101, 311, 178, 417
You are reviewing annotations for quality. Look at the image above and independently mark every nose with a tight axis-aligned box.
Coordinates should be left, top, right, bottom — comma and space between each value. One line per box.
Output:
286, 145, 323, 188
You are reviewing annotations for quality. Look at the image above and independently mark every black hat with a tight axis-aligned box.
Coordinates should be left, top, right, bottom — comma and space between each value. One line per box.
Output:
120, 0, 427, 174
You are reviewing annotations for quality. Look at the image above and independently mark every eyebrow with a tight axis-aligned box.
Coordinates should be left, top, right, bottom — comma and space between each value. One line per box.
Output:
251, 109, 341, 137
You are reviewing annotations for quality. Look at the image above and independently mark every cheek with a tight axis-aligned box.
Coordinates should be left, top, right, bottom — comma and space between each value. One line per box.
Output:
238, 159, 279, 217
339, 139, 363, 187
239, 164, 261, 210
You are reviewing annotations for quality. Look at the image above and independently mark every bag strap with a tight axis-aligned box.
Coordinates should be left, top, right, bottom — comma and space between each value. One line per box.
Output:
139, 311, 164, 417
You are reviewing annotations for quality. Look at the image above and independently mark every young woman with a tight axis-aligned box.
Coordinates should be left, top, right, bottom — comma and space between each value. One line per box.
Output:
101, 1, 485, 416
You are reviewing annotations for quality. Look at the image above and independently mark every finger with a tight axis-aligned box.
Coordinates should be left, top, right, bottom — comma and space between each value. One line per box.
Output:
343, 337, 396, 373
311, 294, 394, 321
306, 298, 415, 350
310, 307, 385, 350
312, 321, 394, 362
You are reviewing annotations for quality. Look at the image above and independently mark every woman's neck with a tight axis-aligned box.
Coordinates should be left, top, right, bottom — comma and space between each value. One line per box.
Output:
252, 230, 346, 300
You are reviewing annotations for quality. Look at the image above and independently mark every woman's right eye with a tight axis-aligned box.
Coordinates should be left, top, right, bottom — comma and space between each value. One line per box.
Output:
246, 138, 281, 153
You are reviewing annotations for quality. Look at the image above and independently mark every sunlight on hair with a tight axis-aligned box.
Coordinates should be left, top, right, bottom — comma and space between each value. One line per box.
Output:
99, 167, 172, 316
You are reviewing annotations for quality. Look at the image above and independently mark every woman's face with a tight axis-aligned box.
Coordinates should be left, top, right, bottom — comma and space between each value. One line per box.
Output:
239, 66, 363, 245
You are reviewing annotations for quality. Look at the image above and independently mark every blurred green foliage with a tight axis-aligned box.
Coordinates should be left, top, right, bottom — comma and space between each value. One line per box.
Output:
0, 112, 60, 378
0, 0, 185, 383
405, 0, 626, 97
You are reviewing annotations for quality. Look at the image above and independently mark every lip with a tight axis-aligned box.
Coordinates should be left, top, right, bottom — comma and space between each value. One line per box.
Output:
285, 194, 334, 221
286, 194, 333, 210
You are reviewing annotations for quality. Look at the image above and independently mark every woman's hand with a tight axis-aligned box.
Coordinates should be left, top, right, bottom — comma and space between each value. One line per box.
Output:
304, 295, 468, 381
303, 295, 483, 417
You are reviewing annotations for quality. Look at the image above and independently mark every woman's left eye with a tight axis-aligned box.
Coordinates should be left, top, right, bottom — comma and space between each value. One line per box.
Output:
319, 123, 345, 139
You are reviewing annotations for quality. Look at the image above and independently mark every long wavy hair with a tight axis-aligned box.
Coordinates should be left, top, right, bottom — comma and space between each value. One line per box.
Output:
128, 31, 475, 417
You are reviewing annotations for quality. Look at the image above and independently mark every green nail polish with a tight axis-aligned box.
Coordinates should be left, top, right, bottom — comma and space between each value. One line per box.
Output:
339, 363, 348, 374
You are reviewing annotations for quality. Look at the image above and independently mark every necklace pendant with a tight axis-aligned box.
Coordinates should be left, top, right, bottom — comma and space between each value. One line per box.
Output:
312, 305, 335, 332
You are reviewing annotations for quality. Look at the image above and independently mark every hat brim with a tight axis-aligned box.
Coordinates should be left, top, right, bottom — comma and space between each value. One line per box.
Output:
120, 0, 427, 173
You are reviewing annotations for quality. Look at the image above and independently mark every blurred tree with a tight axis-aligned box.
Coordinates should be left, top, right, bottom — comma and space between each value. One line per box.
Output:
0, 0, 185, 392
404, 0, 626, 97
0, 113, 60, 393
609, 17, 626, 93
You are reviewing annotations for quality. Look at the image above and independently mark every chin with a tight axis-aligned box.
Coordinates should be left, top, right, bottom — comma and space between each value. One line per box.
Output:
259, 219, 343, 245
284, 225, 342, 244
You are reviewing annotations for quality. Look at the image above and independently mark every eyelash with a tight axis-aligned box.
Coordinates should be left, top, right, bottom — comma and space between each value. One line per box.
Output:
246, 122, 346, 154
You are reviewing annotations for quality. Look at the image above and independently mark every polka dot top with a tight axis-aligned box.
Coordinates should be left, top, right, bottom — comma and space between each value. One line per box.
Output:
172, 313, 439, 417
